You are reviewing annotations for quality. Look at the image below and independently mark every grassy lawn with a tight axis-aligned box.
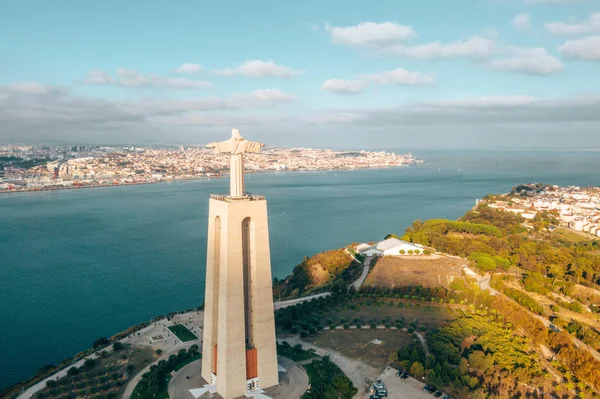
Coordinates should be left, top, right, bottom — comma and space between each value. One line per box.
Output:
552, 227, 595, 243
174, 352, 201, 371
305, 329, 415, 369
320, 302, 454, 330
168, 324, 198, 342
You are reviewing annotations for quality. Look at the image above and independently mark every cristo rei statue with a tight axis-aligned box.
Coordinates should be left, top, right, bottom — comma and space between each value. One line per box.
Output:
206, 128, 264, 197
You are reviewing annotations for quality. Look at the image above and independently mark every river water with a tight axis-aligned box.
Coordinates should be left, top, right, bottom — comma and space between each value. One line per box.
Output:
1, 149, 599, 389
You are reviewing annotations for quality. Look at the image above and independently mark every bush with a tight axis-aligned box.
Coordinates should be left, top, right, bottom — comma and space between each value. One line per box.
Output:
399, 249, 406, 255
155, 349, 162, 356
290, 326, 300, 334
343, 323, 350, 330
299, 330, 309, 338
67, 367, 79, 376
370, 322, 377, 330
407, 326, 415, 334
408, 250, 414, 255
309, 327, 317, 335
356, 322, 362, 329
93, 337, 109, 349
112, 341, 124, 351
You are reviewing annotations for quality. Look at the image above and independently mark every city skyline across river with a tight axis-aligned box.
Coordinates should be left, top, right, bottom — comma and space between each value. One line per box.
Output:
1, 149, 600, 390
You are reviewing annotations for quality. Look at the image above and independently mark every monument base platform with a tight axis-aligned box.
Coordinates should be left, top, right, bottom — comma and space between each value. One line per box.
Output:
168, 357, 308, 399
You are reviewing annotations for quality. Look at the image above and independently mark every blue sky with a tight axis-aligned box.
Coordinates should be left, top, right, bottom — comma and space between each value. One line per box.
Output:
1, 0, 599, 148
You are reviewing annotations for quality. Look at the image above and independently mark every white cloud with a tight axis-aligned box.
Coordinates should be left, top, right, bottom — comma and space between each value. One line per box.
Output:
84, 68, 214, 89
176, 63, 202, 73
559, 35, 600, 60
321, 79, 366, 94
233, 88, 296, 103
325, 21, 416, 47
430, 95, 538, 107
364, 68, 435, 85
545, 13, 600, 35
487, 47, 564, 74
213, 60, 303, 78
382, 37, 494, 59
512, 13, 531, 31
6, 82, 66, 95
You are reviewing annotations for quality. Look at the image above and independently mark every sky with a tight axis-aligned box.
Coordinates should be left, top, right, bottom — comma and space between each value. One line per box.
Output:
1, 0, 600, 149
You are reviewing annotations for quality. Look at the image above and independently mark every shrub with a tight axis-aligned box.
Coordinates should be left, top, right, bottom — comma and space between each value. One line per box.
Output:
408, 250, 414, 255
385, 323, 392, 329
309, 327, 317, 335
343, 323, 350, 330
370, 322, 377, 330
155, 349, 162, 356
299, 330, 309, 338
356, 322, 362, 329
67, 367, 79, 376
290, 326, 300, 334
407, 326, 415, 334
112, 341, 124, 351
399, 249, 406, 255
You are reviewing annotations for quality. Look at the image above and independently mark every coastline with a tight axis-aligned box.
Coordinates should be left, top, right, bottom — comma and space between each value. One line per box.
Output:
0, 163, 422, 195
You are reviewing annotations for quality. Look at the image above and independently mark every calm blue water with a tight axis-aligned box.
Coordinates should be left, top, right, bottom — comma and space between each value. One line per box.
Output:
1, 149, 599, 390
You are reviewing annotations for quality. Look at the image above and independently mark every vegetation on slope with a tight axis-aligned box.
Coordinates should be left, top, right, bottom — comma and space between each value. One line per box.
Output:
274, 248, 362, 298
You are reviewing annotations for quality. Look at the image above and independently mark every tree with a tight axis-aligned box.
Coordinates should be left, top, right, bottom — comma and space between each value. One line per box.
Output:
93, 337, 109, 349
67, 366, 79, 376
410, 361, 425, 379
399, 249, 406, 255
112, 341, 124, 351
155, 349, 163, 356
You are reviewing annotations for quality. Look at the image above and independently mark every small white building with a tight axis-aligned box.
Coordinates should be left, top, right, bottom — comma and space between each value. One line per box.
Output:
354, 243, 383, 257
375, 238, 423, 256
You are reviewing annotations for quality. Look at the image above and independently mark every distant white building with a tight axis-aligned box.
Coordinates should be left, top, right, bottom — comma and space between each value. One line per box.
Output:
375, 237, 423, 256
354, 243, 383, 257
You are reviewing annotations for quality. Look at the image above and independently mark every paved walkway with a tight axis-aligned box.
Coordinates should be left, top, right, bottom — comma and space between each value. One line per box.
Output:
279, 337, 379, 399
274, 292, 331, 310
350, 256, 372, 291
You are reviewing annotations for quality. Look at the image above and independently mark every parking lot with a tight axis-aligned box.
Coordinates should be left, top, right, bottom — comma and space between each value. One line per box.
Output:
368, 366, 446, 399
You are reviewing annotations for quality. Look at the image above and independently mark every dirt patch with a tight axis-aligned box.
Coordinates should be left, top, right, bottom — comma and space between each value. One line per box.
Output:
306, 330, 414, 369
364, 256, 468, 288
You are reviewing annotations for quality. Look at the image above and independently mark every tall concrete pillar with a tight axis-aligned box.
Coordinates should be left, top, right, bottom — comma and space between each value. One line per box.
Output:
201, 195, 278, 399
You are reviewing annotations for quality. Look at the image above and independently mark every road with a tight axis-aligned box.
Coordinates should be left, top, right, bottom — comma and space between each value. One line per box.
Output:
274, 292, 331, 310
350, 256, 372, 291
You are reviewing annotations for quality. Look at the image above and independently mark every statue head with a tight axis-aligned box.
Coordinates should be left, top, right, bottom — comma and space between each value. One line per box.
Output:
231, 128, 244, 141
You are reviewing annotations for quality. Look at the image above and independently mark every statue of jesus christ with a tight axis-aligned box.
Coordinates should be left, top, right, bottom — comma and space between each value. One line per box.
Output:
207, 128, 265, 197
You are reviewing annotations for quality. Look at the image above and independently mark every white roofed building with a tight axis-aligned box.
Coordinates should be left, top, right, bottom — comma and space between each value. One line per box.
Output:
375, 237, 423, 256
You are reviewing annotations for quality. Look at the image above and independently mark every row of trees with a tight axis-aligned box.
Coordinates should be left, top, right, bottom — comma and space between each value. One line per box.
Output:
131, 345, 199, 398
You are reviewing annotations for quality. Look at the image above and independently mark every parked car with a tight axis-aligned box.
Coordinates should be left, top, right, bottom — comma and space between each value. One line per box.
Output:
400, 372, 409, 379
375, 388, 388, 397
423, 385, 437, 393
434, 391, 443, 397
442, 395, 455, 399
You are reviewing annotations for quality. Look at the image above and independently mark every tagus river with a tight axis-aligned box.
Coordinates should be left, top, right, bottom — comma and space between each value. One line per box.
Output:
1, 149, 600, 389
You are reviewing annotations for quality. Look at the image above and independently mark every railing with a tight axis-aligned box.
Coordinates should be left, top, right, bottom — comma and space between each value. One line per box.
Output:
210, 193, 265, 202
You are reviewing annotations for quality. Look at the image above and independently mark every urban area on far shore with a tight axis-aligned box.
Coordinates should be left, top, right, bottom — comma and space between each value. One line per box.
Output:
481, 183, 600, 238
0, 145, 422, 193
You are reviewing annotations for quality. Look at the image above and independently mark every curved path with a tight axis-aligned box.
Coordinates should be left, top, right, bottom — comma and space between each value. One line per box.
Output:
279, 337, 379, 398
350, 256, 372, 291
